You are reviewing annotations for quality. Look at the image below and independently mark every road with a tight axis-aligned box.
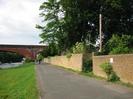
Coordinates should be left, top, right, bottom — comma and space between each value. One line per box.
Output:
36, 63, 133, 99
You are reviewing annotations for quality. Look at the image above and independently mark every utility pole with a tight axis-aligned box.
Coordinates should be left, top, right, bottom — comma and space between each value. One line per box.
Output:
99, 13, 102, 52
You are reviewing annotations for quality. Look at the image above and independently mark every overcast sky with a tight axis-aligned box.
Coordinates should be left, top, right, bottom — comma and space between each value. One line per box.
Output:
0, 0, 44, 45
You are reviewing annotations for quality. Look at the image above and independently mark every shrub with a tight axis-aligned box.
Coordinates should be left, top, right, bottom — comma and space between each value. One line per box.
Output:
83, 59, 92, 72
82, 53, 93, 72
110, 46, 129, 54
24, 58, 34, 63
37, 54, 44, 61
100, 62, 119, 82
108, 71, 120, 82
66, 52, 72, 59
105, 34, 133, 54
72, 42, 84, 54
100, 62, 112, 76
0, 52, 23, 63
39, 43, 59, 57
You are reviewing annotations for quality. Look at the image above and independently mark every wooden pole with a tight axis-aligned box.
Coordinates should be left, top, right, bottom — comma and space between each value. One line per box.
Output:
99, 14, 102, 52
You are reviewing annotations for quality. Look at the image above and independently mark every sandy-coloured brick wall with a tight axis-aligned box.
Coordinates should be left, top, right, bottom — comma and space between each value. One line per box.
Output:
93, 54, 133, 84
44, 54, 83, 71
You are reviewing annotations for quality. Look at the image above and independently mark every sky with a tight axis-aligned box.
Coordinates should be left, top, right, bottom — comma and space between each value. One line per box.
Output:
0, 0, 44, 45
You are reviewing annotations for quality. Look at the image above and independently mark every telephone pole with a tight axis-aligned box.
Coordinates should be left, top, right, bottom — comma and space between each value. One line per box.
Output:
99, 13, 102, 52
99, 5, 103, 52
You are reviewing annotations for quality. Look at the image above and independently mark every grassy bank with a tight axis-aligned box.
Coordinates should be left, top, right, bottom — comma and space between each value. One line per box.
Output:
0, 63, 38, 99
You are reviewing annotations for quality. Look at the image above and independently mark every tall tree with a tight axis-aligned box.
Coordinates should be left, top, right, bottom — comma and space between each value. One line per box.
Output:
37, 0, 133, 55
100, 0, 133, 42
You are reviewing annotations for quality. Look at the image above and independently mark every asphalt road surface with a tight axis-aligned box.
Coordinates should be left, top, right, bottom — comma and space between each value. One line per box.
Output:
36, 63, 133, 99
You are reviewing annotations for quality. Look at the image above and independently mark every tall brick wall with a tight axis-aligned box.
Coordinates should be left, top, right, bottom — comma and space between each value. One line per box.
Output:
44, 54, 83, 71
93, 54, 133, 84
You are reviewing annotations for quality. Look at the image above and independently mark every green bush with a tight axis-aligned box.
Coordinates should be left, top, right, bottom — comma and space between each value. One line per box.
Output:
37, 54, 44, 61
72, 42, 84, 54
0, 52, 23, 63
39, 43, 59, 57
66, 52, 72, 58
110, 46, 129, 54
100, 62, 112, 76
100, 62, 119, 82
108, 71, 120, 82
24, 58, 34, 63
105, 34, 133, 54
83, 59, 92, 72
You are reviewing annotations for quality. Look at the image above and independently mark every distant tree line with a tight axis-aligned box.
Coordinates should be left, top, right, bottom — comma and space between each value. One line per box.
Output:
37, 0, 133, 57
0, 52, 23, 63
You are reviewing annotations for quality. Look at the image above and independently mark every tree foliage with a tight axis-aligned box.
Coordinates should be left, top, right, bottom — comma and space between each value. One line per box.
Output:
72, 42, 84, 54
104, 34, 133, 54
39, 43, 59, 57
0, 52, 23, 63
37, 0, 133, 55
101, 0, 133, 42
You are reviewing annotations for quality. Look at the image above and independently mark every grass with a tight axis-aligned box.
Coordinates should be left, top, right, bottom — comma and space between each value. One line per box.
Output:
0, 63, 39, 99
115, 81, 133, 88
80, 71, 106, 80
80, 72, 133, 88
79, 70, 133, 88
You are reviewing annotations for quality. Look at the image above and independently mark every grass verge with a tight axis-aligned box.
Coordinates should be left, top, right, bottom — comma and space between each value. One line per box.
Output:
0, 63, 39, 99
80, 72, 133, 88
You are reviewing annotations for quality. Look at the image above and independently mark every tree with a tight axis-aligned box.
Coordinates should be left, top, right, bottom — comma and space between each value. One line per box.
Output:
37, 0, 133, 55
37, 0, 99, 54
60, 0, 99, 47
0, 52, 23, 63
100, 0, 133, 43
36, 0, 67, 54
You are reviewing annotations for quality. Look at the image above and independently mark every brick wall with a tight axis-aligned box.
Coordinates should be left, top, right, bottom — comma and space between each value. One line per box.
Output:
44, 54, 83, 71
93, 54, 133, 84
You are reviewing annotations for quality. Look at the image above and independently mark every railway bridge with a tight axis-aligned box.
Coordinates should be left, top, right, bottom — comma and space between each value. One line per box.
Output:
0, 44, 47, 59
